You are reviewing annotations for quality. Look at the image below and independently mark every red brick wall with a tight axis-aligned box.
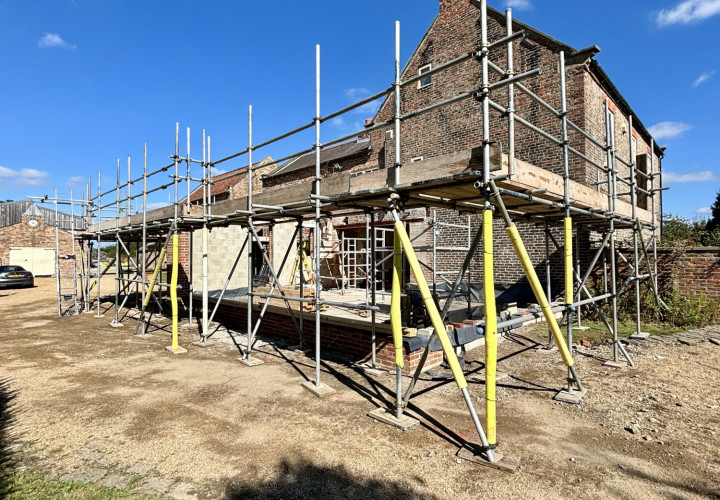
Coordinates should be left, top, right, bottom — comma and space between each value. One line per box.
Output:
655, 248, 720, 298
204, 299, 443, 373
0, 215, 74, 274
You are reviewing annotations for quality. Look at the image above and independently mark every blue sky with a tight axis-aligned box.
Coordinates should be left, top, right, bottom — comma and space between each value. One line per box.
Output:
0, 0, 718, 220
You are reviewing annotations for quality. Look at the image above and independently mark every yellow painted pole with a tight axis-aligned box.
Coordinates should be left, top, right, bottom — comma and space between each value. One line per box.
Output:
482, 209, 497, 445
506, 224, 574, 367
170, 233, 179, 350
393, 221, 467, 389
89, 257, 116, 292
564, 217, 573, 305
391, 225, 403, 367
143, 248, 167, 307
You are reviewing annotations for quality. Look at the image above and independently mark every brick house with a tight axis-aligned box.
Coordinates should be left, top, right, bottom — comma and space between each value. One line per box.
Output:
177, 0, 663, 369
0, 204, 74, 276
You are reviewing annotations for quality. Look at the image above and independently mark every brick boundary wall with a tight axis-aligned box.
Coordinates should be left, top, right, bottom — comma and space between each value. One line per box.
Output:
655, 247, 720, 299
200, 298, 444, 373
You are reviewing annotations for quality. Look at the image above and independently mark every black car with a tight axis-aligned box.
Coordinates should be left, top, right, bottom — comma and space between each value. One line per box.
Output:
0, 265, 35, 288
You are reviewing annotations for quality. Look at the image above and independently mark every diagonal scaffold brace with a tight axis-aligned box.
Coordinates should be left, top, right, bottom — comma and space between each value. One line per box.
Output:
385, 193, 496, 464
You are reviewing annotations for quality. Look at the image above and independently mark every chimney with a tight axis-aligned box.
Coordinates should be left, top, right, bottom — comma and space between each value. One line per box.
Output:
439, 0, 469, 17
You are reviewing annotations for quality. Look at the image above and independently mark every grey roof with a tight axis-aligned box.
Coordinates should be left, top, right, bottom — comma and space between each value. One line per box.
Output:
266, 139, 372, 178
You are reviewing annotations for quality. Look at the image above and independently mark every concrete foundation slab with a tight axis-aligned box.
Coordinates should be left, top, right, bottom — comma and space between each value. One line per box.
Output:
94, 314, 105, 319
629, 332, 649, 340
603, 360, 627, 369
302, 381, 336, 398
574, 325, 590, 331
456, 446, 519, 473
367, 407, 419, 431
164, 345, 187, 355
554, 387, 587, 404
238, 356, 264, 367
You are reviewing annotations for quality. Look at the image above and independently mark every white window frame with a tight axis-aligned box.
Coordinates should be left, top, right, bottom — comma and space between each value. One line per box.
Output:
418, 64, 432, 89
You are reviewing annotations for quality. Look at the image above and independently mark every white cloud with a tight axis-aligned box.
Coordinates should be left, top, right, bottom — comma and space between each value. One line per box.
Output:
648, 121, 692, 140
505, 0, 533, 10
663, 170, 720, 183
210, 167, 226, 176
0, 165, 50, 187
65, 175, 86, 190
693, 70, 715, 87
38, 33, 76, 49
695, 206, 712, 215
145, 201, 168, 211
657, 0, 720, 26
345, 88, 369, 100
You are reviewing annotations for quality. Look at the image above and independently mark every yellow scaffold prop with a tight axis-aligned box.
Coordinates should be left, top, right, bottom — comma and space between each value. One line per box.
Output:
388, 194, 494, 462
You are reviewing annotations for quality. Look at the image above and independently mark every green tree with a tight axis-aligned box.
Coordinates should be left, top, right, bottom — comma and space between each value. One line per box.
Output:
707, 189, 720, 232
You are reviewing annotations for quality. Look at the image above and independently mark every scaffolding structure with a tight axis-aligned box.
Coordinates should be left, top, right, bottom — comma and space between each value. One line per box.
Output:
54, 0, 666, 466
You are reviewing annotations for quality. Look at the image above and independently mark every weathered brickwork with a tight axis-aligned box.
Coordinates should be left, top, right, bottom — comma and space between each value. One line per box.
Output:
0, 215, 74, 274
202, 298, 444, 373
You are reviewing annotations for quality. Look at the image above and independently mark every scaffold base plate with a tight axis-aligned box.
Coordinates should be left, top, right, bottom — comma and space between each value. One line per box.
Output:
302, 381, 335, 398
109, 322, 125, 328
554, 387, 587, 404
133, 334, 153, 339
457, 446, 519, 472
574, 326, 590, 331
164, 346, 187, 355
603, 360, 627, 369
629, 332, 649, 340
535, 345, 558, 353
93, 314, 105, 319
191, 340, 214, 348
238, 357, 264, 367
354, 362, 388, 376
367, 407, 419, 431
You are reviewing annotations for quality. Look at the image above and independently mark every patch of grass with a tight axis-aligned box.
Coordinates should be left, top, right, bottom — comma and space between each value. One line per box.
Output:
7, 469, 169, 500
522, 320, 682, 346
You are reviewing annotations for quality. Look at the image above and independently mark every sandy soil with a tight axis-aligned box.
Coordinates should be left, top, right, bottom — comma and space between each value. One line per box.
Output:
1, 278, 719, 499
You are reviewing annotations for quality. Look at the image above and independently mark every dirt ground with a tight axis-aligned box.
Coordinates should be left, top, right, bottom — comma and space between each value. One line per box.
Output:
1, 278, 719, 499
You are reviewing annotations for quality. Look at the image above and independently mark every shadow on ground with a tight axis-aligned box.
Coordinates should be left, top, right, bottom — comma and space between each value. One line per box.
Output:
223, 459, 438, 500
0, 378, 18, 498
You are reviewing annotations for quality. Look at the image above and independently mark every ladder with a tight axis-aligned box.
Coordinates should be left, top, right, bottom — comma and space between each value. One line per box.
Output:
55, 189, 80, 317
289, 241, 315, 285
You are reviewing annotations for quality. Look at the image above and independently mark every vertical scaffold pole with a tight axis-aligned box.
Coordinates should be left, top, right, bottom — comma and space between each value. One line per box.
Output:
560, 51, 576, 392
186, 128, 194, 328
604, 102, 620, 363
245, 105, 256, 363
95, 171, 103, 318
113, 159, 121, 325
393, 21, 401, 186
506, 8, 515, 177
165, 122, 185, 354
650, 139, 658, 291
141, 143, 147, 333
54, 187, 61, 316
389, 198, 493, 462
392, 222, 403, 419
629, 116, 643, 338
370, 212, 377, 368
202, 130, 209, 341
313, 44, 323, 388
